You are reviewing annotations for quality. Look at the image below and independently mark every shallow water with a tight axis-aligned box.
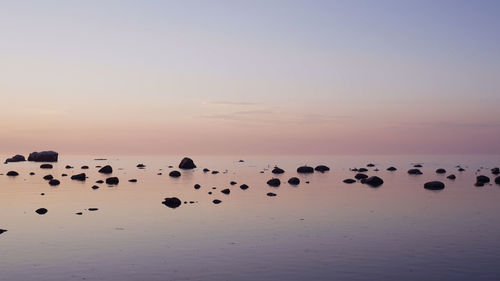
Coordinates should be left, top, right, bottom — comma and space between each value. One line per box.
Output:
0, 155, 499, 281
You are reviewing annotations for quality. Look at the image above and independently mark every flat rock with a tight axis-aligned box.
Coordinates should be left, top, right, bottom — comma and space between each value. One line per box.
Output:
288, 177, 300, 185
267, 178, 281, 187
408, 169, 423, 175
343, 179, 356, 184
162, 197, 182, 208
358, 168, 368, 172
367, 163, 375, 167
6, 171, 19, 176
355, 173, 368, 180
35, 208, 48, 215
137, 164, 146, 168
98, 165, 113, 174
414, 164, 423, 168
240, 184, 249, 190
436, 168, 446, 174
387, 167, 397, 171
495, 176, 500, 185
5, 154, 25, 163
40, 164, 53, 169
267, 192, 277, 197
81, 166, 89, 169
424, 181, 445, 190
179, 157, 196, 169
315, 165, 330, 172
272, 167, 285, 174
128, 179, 137, 183
361, 176, 384, 187
230, 181, 237, 185
28, 151, 58, 162
213, 199, 222, 204
49, 179, 60, 186
43, 175, 53, 180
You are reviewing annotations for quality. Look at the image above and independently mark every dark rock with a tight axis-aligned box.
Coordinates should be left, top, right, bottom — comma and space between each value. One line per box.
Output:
354, 173, 368, 180
65, 165, 73, 169
358, 168, 368, 172
76, 212, 83, 215
387, 167, 397, 171
221, 188, 230, 195
361, 176, 384, 187
212, 187, 217, 190
297, 166, 314, 174
211, 170, 219, 174
315, 165, 330, 172
267, 178, 281, 187
194, 184, 201, 189
169, 171, 181, 178
5, 154, 25, 163
424, 181, 445, 190
0, 229, 7, 235
40, 164, 53, 169
230, 181, 237, 185
157, 173, 162, 175
43, 175, 53, 180
436, 168, 446, 174
98, 165, 113, 174
288, 177, 300, 185
414, 164, 423, 168
367, 163, 375, 167
408, 169, 423, 175
35, 208, 48, 215
267, 192, 277, 197
475, 182, 485, 187
240, 184, 249, 190
495, 176, 500, 185
374, 168, 379, 171
40, 193, 45, 195
491, 167, 500, 175
137, 164, 146, 168
128, 179, 137, 183
213, 199, 222, 204
203, 168, 210, 173
88, 208, 98, 211
61, 174, 67, 177
49, 179, 60, 186
95, 180, 104, 184
447, 174, 456, 180
106, 177, 119, 185
71, 173, 86, 181
272, 167, 285, 174
179, 157, 196, 169
343, 179, 356, 184
350, 168, 358, 172
162, 197, 182, 208
458, 167, 465, 172
29, 172, 35, 175
239, 160, 244, 162
208, 191, 212, 195
91, 185, 99, 190
6, 171, 19, 176
81, 166, 89, 169
28, 151, 58, 162
476, 175, 490, 184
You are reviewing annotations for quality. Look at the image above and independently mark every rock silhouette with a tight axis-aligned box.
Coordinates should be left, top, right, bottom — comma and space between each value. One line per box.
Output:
162, 197, 182, 208
491, 167, 500, 175
361, 176, 384, 187
436, 169, 446, 174
35, 208, 48, 215
128, 179, 137, 183
98, 165, 113, 174
49, 179, 60, 186
424, 181, 445, 190
28, 151, 58, 162
495, 176, 500, 185
221, 188, 230, 195
358, 168, 368, 172
106, 177, 119, 185
40, 164, 53, 169
343, 179, 356, 184
213, 199, 222, 204
267, 192, 277, 197
272, 167, 285, 174
387, 167, 397, 171
267, 178, 281, 187
179, 157, 196, 169
408, 169, 423, 175
288, 177, 300, 185
476, 175, 490, 184
71, 173, 86, 181
169, 171, 181, 178
297, 166, 314, 174
43, 175, 53, 180
194, 184, 201, 189
355, 173, 368, 180
240, 184, 249, 190
315, 165, 330, 172
447, 174, 456, 180
6, 171, 19, 176
5, 155, 25, 163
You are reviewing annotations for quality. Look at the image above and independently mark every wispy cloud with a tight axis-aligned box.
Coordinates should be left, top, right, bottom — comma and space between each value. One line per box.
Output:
206, 101, 258, 106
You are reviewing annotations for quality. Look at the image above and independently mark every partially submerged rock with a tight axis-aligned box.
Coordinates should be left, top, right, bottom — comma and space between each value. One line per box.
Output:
98, 165, 113, 174
297, 166, 314, 174
35, 208, 48, 215
194, 184, 201, 189
367, 163, 375, 167
81, 166, 89, 169
476, 175, 490, 184
267, 178, 281, 187
408, 169, 423, 175
424, 181, 445, 190
267, 192, 277, 197
0, 229, 7, 235
272, 167, 285, 174
106, 177, 119, 185
387, 167, 397, 171
179, 157, 196, 169
40, 164, 53, 169
447, 174, 456, 180
343, 179, 356, 184
128, 179, 137, 183
436, 168, 446, 174
358, 168, 368, 172
315, 165, 330, 172
6, 171, 19, 177
43, 175, 54, 180
495, 176, 500, 185
361, 176, 384, 187
5, 154, 25, 163
213, 199, 222, 204
137, 164, 146, 168
49, 179, 60, 186
92, 185, 100, 190
169, 171, 181, 178
355, 173, 368, 180
221, 188, 230, 195
288, 177, 300, 185
162, 197, 182, 208
491, 167, 500, 175
71, 173, 86, 181
240, 184, 249, 190
28, 151, 58, 162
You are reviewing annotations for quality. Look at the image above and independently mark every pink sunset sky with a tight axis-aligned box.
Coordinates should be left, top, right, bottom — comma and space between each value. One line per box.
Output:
1, 1, 499, 155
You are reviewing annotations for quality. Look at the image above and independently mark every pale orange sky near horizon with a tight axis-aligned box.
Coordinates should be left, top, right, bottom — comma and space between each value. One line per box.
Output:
1, 1, 499, 155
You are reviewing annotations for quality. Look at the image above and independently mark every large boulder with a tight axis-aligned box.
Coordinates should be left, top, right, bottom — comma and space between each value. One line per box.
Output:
424, 181, 445, 190
361, 176, 384, 187
98, 165, 113, 174
4, 155, 26, 163
28, 151, 58, 162
179, 157, 196, 169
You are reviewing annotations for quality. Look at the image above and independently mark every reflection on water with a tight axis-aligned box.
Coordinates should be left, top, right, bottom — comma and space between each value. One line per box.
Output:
0, 155, 500, 281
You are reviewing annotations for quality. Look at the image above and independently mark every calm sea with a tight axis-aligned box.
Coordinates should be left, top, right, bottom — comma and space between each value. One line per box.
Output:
1, 155, 499, 281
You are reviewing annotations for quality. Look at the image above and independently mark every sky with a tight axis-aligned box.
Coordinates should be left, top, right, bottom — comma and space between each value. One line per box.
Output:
0, 0, 499, 155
